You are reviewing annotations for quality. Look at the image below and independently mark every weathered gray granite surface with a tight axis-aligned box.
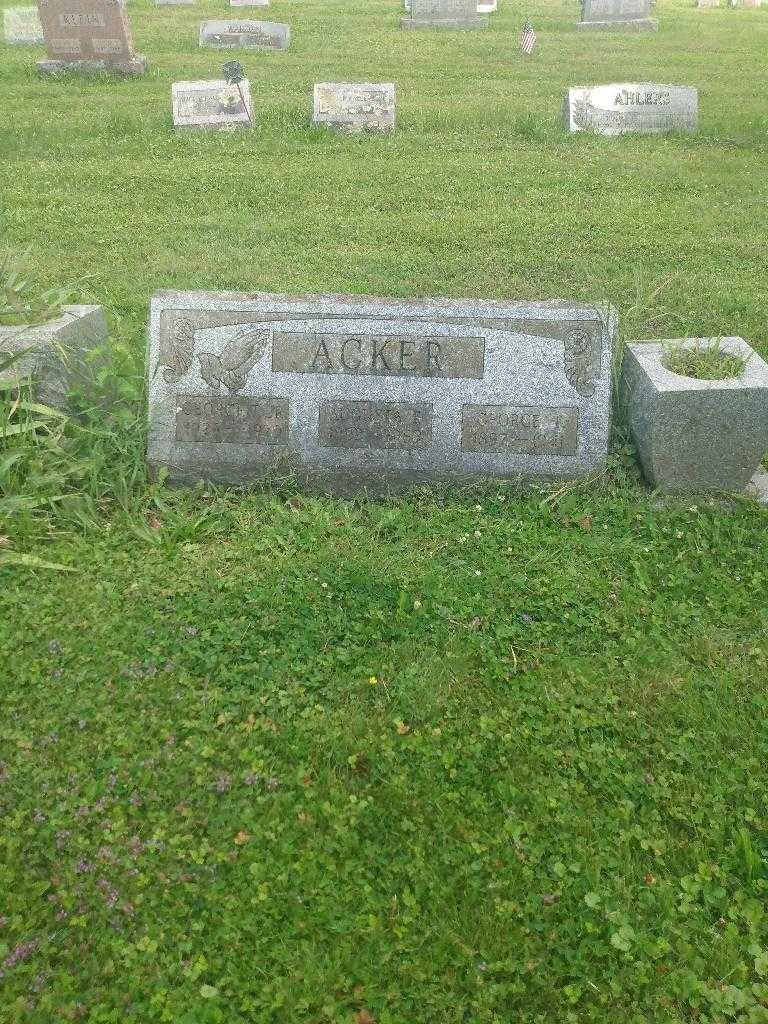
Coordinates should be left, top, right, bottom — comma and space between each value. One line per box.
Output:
622, 338, 768, 493
172, 79, 252, 131
36, 0, 147, 75
199, 19, 289, 49
564, 84, 698, 135
577, 0, 657, 28
313, 83, 395, 133
401, 0, 488, 29
3, 6, 43, 44
0, 305, 108, 408
147, 291, 616, 493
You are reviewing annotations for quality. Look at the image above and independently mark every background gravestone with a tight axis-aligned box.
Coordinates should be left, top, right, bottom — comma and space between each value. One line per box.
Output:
564, 84, 698, 134
401, 0, 489, 29
312, 83, 395, 133
577, 0, 658, 30
147, 290, 616, 493
172, 79, 252, 131
37, 0, 147, 74
199, 19, 290, 50
3, 6, 43, 43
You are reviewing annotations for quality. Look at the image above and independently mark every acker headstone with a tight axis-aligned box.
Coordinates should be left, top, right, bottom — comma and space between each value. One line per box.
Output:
37, 0, 147, 74
199, 19, 289, 49
3, 6, 43, 43
577, 0, 658, 29
147, 291, 616, 493
401, 0, 488, 29
564, 84, 698, 135
172, 78, 252, 131
312, 83, 395, 133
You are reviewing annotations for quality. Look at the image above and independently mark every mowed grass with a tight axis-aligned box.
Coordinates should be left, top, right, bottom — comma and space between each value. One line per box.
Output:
2, 0, 768, 1021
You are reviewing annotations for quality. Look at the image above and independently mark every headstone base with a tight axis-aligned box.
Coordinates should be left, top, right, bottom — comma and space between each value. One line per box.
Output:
37, 55, 148, 75
576, 16, 658, 28
399, 15, 489, 27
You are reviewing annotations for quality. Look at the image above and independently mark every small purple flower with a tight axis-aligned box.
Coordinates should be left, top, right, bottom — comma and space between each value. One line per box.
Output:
265, 776, 280, 792
3, 939, 38, 969
97, 879, 119, 909
48, 640, 62, 655
477, 962, 488, 972
55, 831, 71, 850
33, 810, 46, 824
520, 613, 533, 624
215, 774, 232, 794
243, 772, 261, 787
75, 859, 94, 875
129, 792, 142, 807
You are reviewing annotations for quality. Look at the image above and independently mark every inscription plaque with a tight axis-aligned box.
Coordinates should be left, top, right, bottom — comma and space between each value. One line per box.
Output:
176, 396, 288, 444
564, 84, 698, 135
37, 0, 147, 74
272, 332, 484, 379
319, 401, 433, 450
148, 290, 616, 492
462, 405, 579, 456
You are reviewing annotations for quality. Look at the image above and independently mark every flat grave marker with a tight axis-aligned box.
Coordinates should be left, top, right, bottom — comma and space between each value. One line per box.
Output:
148, 290, 616, 493
312, 83, 395, 133
172, 78, 252, 131
36, 0, 147, 74
400, 0, 488, 29
577, 0, 658, 30
199, 19, 289, 49
564, 84, 698, 135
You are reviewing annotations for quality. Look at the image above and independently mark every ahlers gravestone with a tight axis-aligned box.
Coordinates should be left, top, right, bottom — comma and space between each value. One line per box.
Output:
564, 84, 698, 135
147, 291, 616, 493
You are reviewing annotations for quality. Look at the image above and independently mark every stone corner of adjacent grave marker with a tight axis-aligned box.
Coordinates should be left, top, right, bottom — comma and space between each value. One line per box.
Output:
147, 290, 617, 494
3, 6, 44, 44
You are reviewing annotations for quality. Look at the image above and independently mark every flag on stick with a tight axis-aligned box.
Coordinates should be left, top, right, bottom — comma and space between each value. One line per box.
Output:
520, 20, 536, 54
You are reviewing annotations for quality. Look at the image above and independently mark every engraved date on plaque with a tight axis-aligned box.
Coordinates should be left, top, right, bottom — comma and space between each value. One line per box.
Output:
462, 405, 579, 456
175, 396, 288, 445
318, 400, 433, 451
273, 332, 485, 380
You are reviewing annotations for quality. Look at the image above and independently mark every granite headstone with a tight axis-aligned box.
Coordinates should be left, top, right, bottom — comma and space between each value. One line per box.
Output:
577, 0, 658, 30
312, 83, 395, 133
36, 0, 147, 74
3, 6, 43, 43
147, 290, 616, 493
172, 78, 252, 131
564, 84, 698, 135
401, 0, 488, 29
199, 19, 289, 49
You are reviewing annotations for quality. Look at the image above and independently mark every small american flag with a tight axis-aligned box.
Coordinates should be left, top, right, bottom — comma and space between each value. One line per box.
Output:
520, 20, 536, 54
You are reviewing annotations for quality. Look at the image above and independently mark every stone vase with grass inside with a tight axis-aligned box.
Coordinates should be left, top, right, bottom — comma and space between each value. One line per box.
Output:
622, 337, 768, 494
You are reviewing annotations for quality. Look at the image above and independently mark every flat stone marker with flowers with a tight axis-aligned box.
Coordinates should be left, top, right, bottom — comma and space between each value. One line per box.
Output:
622, 337, 768, 494
3, 6, 43, 44
172, 62, 252, 131
36, 0, 147, 75
147, 290, 616, 493
199, 19, 289, 50
312, 83, 395, 134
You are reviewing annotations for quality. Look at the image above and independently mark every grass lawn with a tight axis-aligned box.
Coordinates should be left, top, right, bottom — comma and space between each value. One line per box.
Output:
1, 0, 768, 1020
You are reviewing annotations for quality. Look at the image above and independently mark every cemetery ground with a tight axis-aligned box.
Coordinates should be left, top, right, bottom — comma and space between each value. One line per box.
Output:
1, 0, 768, 1020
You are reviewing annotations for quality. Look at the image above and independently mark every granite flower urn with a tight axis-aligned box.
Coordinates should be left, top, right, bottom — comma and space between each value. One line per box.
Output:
622, 337, 768, 493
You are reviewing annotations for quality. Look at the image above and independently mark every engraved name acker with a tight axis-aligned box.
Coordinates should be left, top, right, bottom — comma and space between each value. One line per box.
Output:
147, 291, 616, 493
